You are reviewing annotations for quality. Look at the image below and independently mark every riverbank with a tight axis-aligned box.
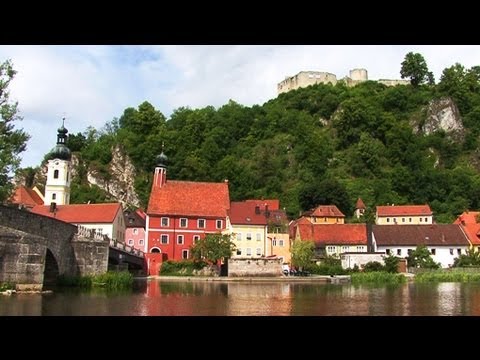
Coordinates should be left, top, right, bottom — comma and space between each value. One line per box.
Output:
147, 275, 344, 283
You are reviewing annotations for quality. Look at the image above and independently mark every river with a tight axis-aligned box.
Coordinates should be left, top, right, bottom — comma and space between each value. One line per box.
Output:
1, 279, 480, 316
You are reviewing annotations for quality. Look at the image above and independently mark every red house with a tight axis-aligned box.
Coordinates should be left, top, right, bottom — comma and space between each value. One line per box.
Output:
146, 151, 230, 261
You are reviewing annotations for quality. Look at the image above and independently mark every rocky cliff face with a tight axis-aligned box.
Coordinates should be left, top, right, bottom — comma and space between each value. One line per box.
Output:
413, 97, 465, 141
86, 145, 141, 208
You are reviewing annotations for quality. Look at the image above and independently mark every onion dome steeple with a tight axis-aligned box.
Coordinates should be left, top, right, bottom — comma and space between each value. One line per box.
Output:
155, 142, 168, 168
46, 117, 72, 161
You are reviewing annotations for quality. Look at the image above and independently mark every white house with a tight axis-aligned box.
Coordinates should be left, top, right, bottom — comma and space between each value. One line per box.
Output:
376, 205, 433, 225
372, 224, 470, 268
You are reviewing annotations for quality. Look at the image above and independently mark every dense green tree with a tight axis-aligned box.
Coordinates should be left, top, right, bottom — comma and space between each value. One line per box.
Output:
400, 52, 433, 86
190, 233, 236, 264
0, 60, 30, 202
291, 240, 315, 270
407, 245, 440, 269
453, 248, 480, 267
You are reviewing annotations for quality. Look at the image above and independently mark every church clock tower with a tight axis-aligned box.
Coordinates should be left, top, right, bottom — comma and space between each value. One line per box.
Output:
44, 118, 72, 206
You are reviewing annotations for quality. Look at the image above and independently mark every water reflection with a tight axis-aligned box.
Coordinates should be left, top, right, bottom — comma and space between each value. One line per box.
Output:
1, 280, 480, 316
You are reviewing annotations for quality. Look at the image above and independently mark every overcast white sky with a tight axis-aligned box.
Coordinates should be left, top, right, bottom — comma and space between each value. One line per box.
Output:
1, 45, 479, 168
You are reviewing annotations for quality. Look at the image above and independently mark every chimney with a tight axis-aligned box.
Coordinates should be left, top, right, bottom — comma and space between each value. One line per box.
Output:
49, 202, 57, 213
255, 205, 260, 214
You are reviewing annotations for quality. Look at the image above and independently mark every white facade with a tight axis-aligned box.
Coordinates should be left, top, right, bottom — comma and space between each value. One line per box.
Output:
45, 159, 71, 206
73, 210, 125, 243
341, 253, 385, 269
376, 214, 433, 225
325, 245, 367, 257
226, 218, 268, 258
374, 244, 467, 268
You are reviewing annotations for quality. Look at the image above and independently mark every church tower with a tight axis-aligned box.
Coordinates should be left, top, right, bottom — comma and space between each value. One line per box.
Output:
44, 118, 72, 206
153, 143, 168, 189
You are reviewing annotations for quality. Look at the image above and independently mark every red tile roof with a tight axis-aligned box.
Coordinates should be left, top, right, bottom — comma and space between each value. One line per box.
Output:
147, 180, 230, 218
31, 203, 122, 223
455, 211, 480, 245
10, 186, 44, 208
124, 209, 146, 228
310, 205, 345, 218
372, 225, 469, 246
355, 198, 366, 210
245, 199, 280, 211
296, 223, 367, 245
376, 205, 432, 217
229, 202, 268, 226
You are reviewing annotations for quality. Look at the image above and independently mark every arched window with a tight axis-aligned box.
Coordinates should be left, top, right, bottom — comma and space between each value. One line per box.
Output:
151, 247, 161, 253
52, 193, 56, 200
54, 169, 59, 179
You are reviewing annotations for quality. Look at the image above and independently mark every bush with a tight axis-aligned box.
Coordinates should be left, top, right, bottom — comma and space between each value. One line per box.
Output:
160, 260, 208, 276
384, 255, 400, 273
351, 272, 406, 284
363, 261, 385, 272
0, 282, 15, 291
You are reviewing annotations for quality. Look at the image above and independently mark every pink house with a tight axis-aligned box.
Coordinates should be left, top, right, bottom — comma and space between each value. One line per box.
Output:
124, 209, 146, 252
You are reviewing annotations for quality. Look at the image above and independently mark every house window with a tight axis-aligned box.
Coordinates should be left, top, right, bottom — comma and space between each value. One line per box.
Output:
342, 246, 348, 252
402, 218, 405, 223
457, 248, 462, 255
246, 248, 252, 256
216, 220, 223, 229
327, 246, 335, 252
246, 233, 252, 241
236, 233, 242, 241
182, 250, 189, 259
256, 233, 261, 241
198, 219, 206, 229
272, 239, 277, 246
431, 249, 436, 255
450, 248, 454, 255
256, 248, 261, 256
386, 249, 391, 255
128, 239, 133, 245
193, 235, 200, 244
139, 239, 144, 245
357, 246, 364, 252
420, 218, 423, 222
180, 218, 188, 228
52, 193, 56, 200
177, 235, 184, 245
161, 235, 168, 244
397, 249, 401, 256
54, 169, 59, 179
133, 228, 138, 235
409, 218, 412, 223
236, 249, 242, 256
407, 249, 413, 255
387, 218, 390, 223
161, 217, 169, 227
425, 217, 428, 223
279, 240, 284, 247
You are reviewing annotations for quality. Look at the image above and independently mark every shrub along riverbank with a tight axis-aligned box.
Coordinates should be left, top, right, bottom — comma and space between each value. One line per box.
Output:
414, 269, 480, 283
57, 271, 134, 290
350, 272, 407, 285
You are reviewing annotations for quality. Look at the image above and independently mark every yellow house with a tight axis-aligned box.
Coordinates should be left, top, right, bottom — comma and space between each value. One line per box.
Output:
227, 202, 268, 257
376, 205, 433, 225
305, 205, 345, 224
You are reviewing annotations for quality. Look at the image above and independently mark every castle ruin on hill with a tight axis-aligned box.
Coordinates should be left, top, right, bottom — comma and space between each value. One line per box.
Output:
277, 68, 409, 94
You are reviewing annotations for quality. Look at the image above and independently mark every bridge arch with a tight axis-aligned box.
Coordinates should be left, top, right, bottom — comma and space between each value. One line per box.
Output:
43, 248, 59, 288
151, 247, 161, 253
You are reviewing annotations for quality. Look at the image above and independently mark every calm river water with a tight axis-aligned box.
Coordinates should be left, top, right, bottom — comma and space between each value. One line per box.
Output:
1, 279, 480, 316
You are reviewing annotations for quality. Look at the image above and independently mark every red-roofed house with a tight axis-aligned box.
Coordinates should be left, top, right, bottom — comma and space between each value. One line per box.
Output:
30, 202, 125, 242
376, 205, 433, 225
293, 222, 368, 257
304, 205, 345, 224
454, 211, 480, 250
9, 186, 44, 209
146, 152, 230, 261
228, 201, 268, 258
245, 199, 280, 211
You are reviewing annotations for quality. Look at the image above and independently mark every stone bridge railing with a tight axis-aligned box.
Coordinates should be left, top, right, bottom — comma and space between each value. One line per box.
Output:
109, 239, 145, 258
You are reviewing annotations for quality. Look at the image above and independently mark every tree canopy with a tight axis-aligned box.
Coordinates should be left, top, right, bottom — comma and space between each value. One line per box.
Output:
190, 233, 236, 264
0, 60, 29, 202
400, 52, 434, 86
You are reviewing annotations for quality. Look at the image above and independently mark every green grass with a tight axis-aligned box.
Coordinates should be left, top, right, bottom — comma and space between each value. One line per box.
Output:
415, 270, 480, 283
57, 271, 133, 290
351, 272, 406, 285
0, 282, 15, 291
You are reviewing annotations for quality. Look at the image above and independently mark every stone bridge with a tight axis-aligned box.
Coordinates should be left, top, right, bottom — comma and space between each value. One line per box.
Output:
0, 205, 145, 291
